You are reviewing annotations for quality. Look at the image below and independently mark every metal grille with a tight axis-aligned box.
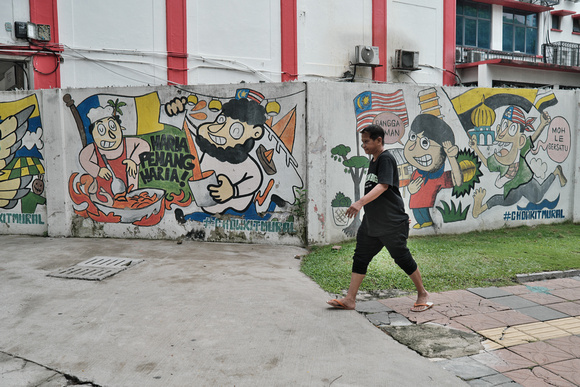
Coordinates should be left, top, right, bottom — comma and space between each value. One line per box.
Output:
48, 257, 143, 281
456, 46, 542, 64
542, 41, 580, 66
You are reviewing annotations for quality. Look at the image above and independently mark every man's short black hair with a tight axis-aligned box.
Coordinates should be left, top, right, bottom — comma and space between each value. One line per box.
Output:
410, 114, 455, 145
360, 124, 385, 143
222, 98, 267, 127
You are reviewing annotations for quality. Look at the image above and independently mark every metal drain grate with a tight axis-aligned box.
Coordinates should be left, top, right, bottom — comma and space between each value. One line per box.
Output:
48, 256, 144, 281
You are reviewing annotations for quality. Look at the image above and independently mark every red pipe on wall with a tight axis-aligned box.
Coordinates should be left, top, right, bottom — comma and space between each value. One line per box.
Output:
166, 0, 188, 85
443, 0, 457, 86
29, 0, 61, 89
281, 0, 298, 82
372, 0, 387, 82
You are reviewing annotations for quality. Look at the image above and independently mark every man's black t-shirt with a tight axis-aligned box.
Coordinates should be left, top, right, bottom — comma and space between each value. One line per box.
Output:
362, 150, 409, 236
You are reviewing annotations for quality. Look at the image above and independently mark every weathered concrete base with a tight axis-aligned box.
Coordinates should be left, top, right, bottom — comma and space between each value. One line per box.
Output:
516, 269, 580, 283
381, 324, 484, 359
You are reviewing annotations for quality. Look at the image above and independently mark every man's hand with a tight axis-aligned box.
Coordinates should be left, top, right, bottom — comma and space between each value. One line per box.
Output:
443, 140, 458, 158
468, 135, 478, 151
165, 97, 188, 117
123, 159, 138, 178
345, 201, 363, 218
98, 167, 112, 180
209, 175, 234, 203
540, 110, 551, 127
408, 177, 423, 195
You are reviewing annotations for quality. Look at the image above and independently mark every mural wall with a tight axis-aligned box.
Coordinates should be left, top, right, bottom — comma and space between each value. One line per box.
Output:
59, 84, 306, 244
0, 93, 46, 235
308, 83, 577, 245
0, 83, 578, 245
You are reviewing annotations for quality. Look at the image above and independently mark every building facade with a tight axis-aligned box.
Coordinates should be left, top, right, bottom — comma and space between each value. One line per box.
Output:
2, 1, 580, 91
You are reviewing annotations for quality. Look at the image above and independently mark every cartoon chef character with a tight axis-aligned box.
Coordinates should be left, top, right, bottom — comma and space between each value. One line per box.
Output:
79, 106, 150, 204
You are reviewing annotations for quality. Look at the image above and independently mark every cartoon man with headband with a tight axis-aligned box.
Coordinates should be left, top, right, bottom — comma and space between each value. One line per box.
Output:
469, 106, 566, 218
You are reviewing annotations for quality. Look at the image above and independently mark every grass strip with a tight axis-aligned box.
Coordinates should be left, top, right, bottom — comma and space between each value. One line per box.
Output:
300, 222, 580, 294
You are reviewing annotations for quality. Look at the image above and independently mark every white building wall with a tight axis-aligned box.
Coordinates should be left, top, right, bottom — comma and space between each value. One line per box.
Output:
387, 0, 443, 85
0, 0, 30, 46
297, 0, 373, 82
550, 2, 580, 44
187, 1, 282, 84
57, 0, 168, 88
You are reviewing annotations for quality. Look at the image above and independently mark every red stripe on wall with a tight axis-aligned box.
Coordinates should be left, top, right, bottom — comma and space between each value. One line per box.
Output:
29, 0, 61, 89
166, 0, 188, 85
281, 0, 297, 82
443, 0, 456, 85
372, 0, 387, 82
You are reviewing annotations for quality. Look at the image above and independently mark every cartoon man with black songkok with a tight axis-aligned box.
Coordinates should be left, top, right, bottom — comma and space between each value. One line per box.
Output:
469, 106, 567, 218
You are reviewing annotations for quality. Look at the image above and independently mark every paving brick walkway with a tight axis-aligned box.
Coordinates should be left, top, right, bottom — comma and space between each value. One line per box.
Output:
356, 276, 580, 386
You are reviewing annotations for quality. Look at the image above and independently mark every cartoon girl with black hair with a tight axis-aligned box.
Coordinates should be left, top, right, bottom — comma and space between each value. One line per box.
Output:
404, 114, 463, 229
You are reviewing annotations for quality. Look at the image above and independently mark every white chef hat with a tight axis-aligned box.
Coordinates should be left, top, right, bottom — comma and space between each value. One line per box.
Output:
87, 106, 114, 125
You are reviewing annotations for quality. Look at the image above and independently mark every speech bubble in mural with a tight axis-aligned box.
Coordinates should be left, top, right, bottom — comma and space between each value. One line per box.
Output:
373, 112, 405, 145
533, 116, 570, 163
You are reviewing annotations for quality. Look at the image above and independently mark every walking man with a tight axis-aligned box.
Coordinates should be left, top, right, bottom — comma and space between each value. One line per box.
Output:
327, 124, 431, 312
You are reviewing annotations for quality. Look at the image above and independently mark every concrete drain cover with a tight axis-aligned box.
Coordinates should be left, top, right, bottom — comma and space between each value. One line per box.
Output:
48, 256, 143, 281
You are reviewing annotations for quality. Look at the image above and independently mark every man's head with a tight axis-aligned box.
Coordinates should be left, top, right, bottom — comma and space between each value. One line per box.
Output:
197, 98, 266, 164
360, 124, 385, 144
89, 115, 124, 151
360, 124, 385, 156
405, 114, 454, 172
494, 106, 533, 166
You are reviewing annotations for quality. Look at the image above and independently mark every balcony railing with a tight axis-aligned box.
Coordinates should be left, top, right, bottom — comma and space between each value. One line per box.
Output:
525, 0, 560, 5
456, 46, 542, 64
542, 41, 580, 66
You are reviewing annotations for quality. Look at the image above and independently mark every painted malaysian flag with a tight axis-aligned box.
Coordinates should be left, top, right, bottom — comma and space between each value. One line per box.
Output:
353, 90, 408, 132
236, 88, 265, 104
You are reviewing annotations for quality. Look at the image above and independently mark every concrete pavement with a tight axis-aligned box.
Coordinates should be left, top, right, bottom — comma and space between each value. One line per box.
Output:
0, 235, 466, 387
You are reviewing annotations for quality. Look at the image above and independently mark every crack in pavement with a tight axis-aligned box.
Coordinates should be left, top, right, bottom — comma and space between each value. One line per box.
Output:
0, 350, 101, 386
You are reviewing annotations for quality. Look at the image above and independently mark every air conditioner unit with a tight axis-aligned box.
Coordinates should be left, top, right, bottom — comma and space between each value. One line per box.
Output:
354, 45, 380, 66
456, 48, 464, 63
394, 49, 419, 70
466, 51, 484, 63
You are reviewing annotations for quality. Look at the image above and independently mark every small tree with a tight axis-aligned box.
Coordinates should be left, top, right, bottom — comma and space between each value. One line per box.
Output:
331, 144, 369, 236
107, 98, 127, 117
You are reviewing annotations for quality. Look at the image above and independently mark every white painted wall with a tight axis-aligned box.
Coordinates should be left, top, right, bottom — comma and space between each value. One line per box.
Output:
388, 0, 443, 85
57, 0, 167, 88
550, 2, 580, 44
297, 0, 373, 82
0, 82, 578, 244
187, 0, 282, 84
0, 0, 30, 46
46, 83, 307, 244
306, 82, 579, 245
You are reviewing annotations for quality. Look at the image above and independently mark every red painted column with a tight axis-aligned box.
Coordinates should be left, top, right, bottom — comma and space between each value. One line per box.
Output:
443, 0, 457, 85
166, 0, 188, 85
281, 0, 297, 82
29, 0, 61, 89
372, 0, 387, 82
